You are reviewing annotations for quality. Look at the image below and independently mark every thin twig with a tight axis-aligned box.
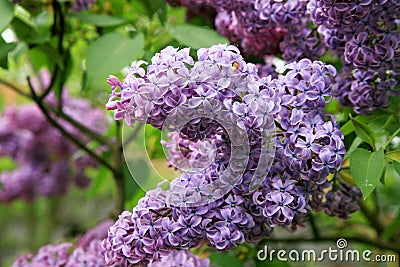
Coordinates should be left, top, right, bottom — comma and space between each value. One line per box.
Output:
27, 77, 116, 173
38, 0, 64, 102
1, 78, 112, 150
123, 123, 143, 146
46, 104, 112, 147
113, 120, 126, 215
0, 78, 31, 98
308, 214, 321, 239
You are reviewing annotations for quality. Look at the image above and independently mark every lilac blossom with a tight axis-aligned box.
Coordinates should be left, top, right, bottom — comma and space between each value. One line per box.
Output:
308, 0, 400, 113
0, 84, 108, 202
103, 45, 359, 265
12, 220, 116, 267
166, 0, 326, 61
149, 250, 211, 267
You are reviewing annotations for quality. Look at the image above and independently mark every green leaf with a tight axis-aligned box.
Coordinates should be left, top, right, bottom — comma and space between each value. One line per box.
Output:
344, 136, 362, 160
385, 150, 400, 162
0, 0, 14, 32
137, 0, 167, 24
167, 23, 228, 49
350, 115, 376, 150
71, 13, 128, 27
210, 251, 244, 267
368, 114, 395, 132
393, 160, 400, 176
0, 38, 17, 69
29, 43, 64, 70
151, 0, 167, 24
340, 119, 354, 136
350, 148, 385, 199
11, 17, 37, 42
85, 32, 144, 90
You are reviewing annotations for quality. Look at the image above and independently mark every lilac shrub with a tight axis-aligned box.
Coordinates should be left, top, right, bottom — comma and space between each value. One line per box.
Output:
103, 44, 361, 266
308, 0, 400, 113
148, 250, 210, 267
166, 0, 326, 61
0, 91, 107, 202
12, 220, 112, 267
13, 243, 73, 267
168, 0, 400, 114
12, 219, 210, 267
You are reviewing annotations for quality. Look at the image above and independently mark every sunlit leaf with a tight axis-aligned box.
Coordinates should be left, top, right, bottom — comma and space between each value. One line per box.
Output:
71, 13, 128, 27
393, 160, 400, 176
350, 148, 385, 199
0, 0, 14, 32
137, 0, 167, 24
167, 23, 228, 49
0, 38, 16, 69
85, 32, 144, 90
10, 17, 36, 41
344, 136, 362, 160
340, 119, 354, 136
29, 43, 64, 70
385, 150, 400, 162
350, 115, 376, 150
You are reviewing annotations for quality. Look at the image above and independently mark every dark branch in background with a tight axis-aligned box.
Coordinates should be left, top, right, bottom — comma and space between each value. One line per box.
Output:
0, 78, 31, 97
46, 104, 112, 147
308, 214, 321, 239
39, 0, 66, 108
27, 77, 116, 173
2, 73, 128, 216
113, 120, 126, 215
0, 2, 132, 218
123, 123, 143, 146
57, 2, 67, 112
39, 0, 62, 101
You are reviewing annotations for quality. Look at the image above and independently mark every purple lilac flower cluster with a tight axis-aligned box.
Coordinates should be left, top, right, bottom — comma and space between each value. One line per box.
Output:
13, 243, 73, 267
12, 220, 111, 267
148, 250, 210, 267
13, 218, 209, 267
103, 45, 361, 266
308, 0, 400, 113
101, 189, 253, 266
251, 58, 360, 227
0, 91, 107, 202
166, 0, 326, 61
